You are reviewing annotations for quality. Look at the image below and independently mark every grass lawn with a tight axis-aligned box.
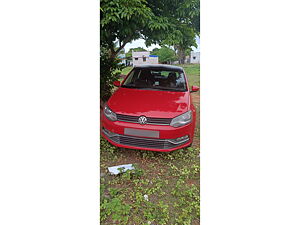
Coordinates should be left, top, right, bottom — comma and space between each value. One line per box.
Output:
120, 66, 133, 75
101, 63, 200, 224
100, 141, 200, 225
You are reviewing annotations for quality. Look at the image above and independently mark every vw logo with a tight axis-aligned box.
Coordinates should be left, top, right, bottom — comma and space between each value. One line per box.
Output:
138, 116, 147, 125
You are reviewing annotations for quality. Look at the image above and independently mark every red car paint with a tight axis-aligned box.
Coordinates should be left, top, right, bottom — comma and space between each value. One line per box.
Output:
109, 88, 190, 118
101, 65, 198, 152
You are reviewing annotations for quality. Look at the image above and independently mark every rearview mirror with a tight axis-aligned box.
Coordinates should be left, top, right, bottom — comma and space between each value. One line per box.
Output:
190, 86, 200, 92
113, 81, 121, 87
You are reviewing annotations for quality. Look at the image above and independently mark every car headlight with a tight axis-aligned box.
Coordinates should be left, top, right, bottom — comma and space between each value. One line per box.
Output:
170, 110, 192, 127
104, 105, 117, 121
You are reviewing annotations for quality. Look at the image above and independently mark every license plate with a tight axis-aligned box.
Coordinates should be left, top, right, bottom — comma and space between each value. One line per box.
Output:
124, 128, 159, 138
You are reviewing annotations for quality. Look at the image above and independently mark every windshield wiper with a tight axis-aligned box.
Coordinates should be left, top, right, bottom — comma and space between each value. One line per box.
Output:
150, 87, 185, 92
121, 85, 154, 90
121, 85, 139, 89
122, 85, 185, 92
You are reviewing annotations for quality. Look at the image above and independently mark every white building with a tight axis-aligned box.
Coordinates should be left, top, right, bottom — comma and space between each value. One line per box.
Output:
190, 51, 200, 64
132, 51, 159, 66
172, 51, 200, 64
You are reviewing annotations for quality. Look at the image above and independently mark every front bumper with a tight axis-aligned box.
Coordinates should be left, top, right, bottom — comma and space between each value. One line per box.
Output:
101, 114, 194, 152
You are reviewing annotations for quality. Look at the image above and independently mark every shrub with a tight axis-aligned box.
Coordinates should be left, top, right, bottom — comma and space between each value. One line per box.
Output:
100, 47, 125, 102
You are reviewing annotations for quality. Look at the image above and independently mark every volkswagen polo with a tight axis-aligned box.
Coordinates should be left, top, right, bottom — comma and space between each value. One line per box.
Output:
101, 64, 199, 152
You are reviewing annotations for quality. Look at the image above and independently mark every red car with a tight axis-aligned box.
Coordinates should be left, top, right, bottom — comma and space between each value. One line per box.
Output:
101, 64, 199, 152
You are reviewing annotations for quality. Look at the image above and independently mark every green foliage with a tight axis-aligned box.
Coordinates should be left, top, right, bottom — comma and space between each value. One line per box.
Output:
150, 46, 177, 64
171, 26, 198, 64
143, 0, 200, 46
100, 136, 200, 224
143, 201, 170, 224
100, 197, 131, 224
100, 137, 119, 160
100, 0, 200, 99
120, 66, 132, 75
121, 165, 144, 180
147, 0, 200, 64
100, 47, 125, 101
178, 64, 200, 87
100, 0, 174, 100
100, 0, 199, 56
101, 0, 162, 54
171, 181, 200, 224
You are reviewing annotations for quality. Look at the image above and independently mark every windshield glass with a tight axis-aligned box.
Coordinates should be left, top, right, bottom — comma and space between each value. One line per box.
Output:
122, 67, 187, 92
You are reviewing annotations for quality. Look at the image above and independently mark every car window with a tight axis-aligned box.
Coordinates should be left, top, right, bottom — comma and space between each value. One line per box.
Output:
122, 68, 187, 92
159, 71, 169, 77
123, 69, 141, 85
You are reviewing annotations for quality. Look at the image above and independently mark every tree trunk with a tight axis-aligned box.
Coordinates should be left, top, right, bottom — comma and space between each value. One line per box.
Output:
109, 38, 131, 59
176, 46, 186, 64
179, 50, 186, 64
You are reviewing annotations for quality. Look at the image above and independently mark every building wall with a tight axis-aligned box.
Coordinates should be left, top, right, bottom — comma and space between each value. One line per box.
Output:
190, 52, 200, 64
132, 51, 159, 66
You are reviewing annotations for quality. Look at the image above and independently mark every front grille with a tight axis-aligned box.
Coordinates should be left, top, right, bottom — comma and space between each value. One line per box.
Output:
116, 114, 138, 123
116, 114, 172, 125
103, 128, 188, 150
119, 135, 165, 149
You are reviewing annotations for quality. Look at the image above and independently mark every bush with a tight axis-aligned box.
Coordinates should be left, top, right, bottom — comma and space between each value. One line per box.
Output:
100, 47, 125, 102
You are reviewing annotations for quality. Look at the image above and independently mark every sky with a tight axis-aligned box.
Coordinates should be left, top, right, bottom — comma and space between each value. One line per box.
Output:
124, 35, 200, 53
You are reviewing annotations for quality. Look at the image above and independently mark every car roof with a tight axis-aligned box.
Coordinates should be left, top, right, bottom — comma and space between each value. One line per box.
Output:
133, 64, 183, 71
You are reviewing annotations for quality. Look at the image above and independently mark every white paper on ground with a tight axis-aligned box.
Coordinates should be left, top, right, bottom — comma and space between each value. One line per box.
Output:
144, 194, 149, 201
107, 164, 135, 175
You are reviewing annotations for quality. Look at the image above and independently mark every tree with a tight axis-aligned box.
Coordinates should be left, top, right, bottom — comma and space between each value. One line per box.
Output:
151, 46, 177, 64
173, 26, 198, 64
101, 0, 199, 59
100, 0, 171, 101
150, 48, 160, 54
101, 0, 170, 59
144, 0, 200, 64
100, 0, 200, 100
100, 47, 125, 102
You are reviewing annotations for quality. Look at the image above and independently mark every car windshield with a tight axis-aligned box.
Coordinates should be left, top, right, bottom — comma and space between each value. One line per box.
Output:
121, 67, 187, 92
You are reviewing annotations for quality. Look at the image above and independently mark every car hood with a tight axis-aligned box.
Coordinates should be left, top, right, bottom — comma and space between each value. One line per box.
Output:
108, 87, 190, 118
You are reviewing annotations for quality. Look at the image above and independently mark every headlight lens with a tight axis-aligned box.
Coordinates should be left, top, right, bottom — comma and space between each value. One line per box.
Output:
104, 105, 117, 121
170, 110, 192, 127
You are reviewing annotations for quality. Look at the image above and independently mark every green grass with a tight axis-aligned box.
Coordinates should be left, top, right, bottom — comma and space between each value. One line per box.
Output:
178, 64, 200, 87
121, 64, 200, 87
100, 138, 200, 225
120, 67, 133, 75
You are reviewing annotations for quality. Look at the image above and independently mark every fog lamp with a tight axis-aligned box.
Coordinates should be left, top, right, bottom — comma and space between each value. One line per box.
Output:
168, 135, 189, 144
103, 127, 117, 137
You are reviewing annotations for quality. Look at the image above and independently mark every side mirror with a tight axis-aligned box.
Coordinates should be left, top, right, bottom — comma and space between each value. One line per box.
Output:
113, 81, 121, 87
190, 86, 200, 92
